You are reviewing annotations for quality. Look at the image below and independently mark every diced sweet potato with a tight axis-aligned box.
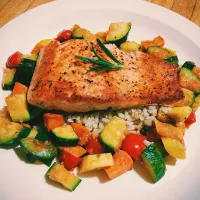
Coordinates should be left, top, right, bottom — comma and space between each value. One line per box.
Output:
71, 123, 90, 146
43, 113, 64, 132
60, 146, 86, 157
141, 35, 165, 51
12, 82, 28, 95
104, 150, 133, 179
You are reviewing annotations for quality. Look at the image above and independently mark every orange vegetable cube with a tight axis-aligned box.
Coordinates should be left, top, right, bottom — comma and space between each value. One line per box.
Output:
43, 113, 64, 132
104, 150, 133, 179
60, 146, 86, 157
71, 123, 90, 146
12, 82, 28, 95
141, 35, 165, 51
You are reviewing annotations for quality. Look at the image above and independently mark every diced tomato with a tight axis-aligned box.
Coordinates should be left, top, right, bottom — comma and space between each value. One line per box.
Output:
6, 51, 22, 68
185, 112, 196, 128
121, 134, 147, 160
55, 30, 72, 42
60, 150, 81, 171
86, 135, 104, 154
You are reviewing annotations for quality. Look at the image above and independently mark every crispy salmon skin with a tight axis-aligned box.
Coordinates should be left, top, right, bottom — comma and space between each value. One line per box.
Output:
27, 39, 183, 112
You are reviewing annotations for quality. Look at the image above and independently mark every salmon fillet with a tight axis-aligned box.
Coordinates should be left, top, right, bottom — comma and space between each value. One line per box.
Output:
27, 39, 183, 112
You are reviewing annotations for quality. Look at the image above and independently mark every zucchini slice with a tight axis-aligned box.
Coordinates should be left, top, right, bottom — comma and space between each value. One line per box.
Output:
99, 116, 127, 153
47, 162, 82, 191
5, 93, 30, 122
79, 153, 114, 174
182, 61, 195, 70
0, 118, 23, 144
52, 125, 79, 146
106, 22, 132, 47
2, 68, 16, 90
120, 41, 141, 52
13, 58, 36, 87
146, 46, 174, 59
192, 94, 200, 111
141, 144, 166, 183
154, 139, 169, 158
179, 67, 200, 93
164, 56, 179, 66
72, 28, 96, 41
172, 88, 195, 107
20, 138, 57, 165
27, 128, 38, 138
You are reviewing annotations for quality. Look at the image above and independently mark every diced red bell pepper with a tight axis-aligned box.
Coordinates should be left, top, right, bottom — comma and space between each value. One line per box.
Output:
86, 135, 104, 154
60, 150, 81, 171
185, 111, 196, 128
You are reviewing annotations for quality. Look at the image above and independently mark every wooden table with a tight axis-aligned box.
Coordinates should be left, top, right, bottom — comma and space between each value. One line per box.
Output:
0, 0, 199, 27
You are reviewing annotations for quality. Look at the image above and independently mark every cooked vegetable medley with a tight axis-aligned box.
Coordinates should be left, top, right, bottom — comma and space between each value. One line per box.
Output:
1, 22, 200, 192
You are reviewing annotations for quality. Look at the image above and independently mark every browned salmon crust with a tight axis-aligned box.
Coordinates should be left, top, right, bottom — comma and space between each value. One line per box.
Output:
27, 39, 183, 112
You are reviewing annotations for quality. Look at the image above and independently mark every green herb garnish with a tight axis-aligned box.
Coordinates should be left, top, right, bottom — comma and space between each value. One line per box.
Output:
76, 38, 124, 72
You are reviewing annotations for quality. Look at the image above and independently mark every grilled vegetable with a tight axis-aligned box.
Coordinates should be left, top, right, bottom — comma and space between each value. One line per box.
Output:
13, 58, 36, 87
72, 28, 96, 41
121, 134, 147, 160
20, 138, 57, 165
46, 163, 82, 191
71, 123, 90, 146
86, 135, 104, 154
95, 31, 107, 43
104, 150, 133, 179
161, 137, 186, 159
99, 116, 127, 153
182, 61, 195, 70
154, 139, 169, 158
164, 56, 179, 66
120, 41, 141, 52
106, 22, 132, 46
6, 51, 22, 68
141, 35, 165, 50
165, 106, 192, 122
60, 149, 81, 170
2, 68, 16, 90
191, 94, 200, 111
179, 67, 200, 93
141, 144, 166, 183
157, 108, 172, 123
27, 128, 38, 138
0, 117, 23, 144
12, 82, 28, 95
55, 29, 72, 42
155, 119, 185, 142
60, 146, 86, 157
5, 93, 30, 122
43, 113, 64, 132
172, 88, 195, 107
31, 39, 53, 54
146, 46, 174, 59
79, 153, 114, 174
184, 112, 196, 128
51, 125, 79, 146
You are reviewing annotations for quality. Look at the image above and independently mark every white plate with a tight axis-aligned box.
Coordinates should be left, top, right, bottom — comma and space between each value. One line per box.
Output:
0, 0, 200, 200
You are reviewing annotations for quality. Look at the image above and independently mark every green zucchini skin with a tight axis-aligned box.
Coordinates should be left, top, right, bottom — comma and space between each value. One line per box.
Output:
2, 68, 16, 90
164, 56, 179, 66
106, 22, 132, 47
20, 138, 57, 166
182, 61, 195, 70
141, 144, 166, 183
14, 59, 36, 87
51, 125, 79, 146
179, 67, 200, 93
154, 139, 169, 158
47, 162, 82, 191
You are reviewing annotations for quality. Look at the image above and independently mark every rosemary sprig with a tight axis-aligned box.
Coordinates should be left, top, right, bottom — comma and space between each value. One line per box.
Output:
75, 38, 124, 72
